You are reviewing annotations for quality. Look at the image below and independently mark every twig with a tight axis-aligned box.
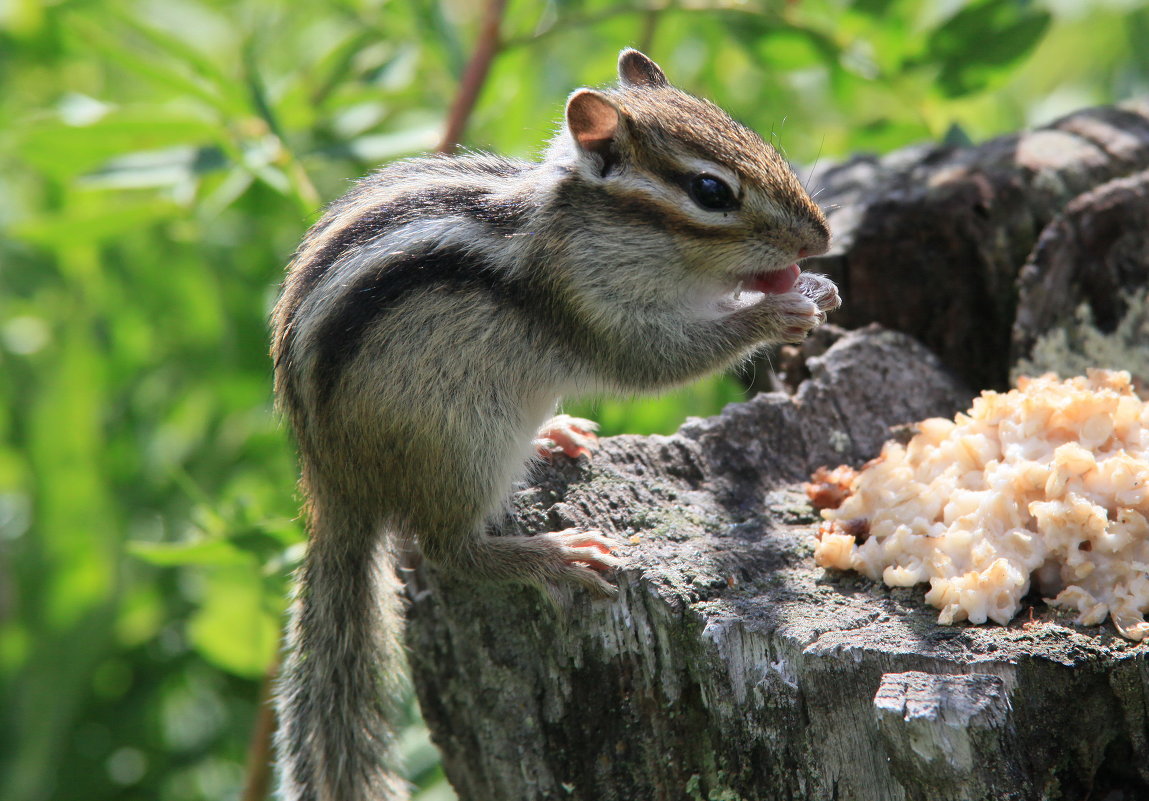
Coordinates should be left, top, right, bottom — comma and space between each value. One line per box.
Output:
240, 657, 280, 801
637, 8, 660, 53
436, 0, 509, 153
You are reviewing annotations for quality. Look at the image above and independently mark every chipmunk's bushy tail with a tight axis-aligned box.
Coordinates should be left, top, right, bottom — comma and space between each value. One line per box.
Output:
275, 500, 408, 801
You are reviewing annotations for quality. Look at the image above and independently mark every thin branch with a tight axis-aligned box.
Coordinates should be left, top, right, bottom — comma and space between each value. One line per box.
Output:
241, 657, 280, 801
436, 0, 509, 154
637, 8, 661, 54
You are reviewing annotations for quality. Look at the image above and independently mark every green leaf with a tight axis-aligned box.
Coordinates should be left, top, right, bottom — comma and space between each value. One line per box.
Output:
128, 539, 253, 568
80, 146, 228, 190
328, 125, 442, 163
925, 0, 1051, 97
66, 15, 246, 116
187, 566, 280, 678
853, 0, 901, 16
26, 320, 118, 628
410, 0, 465, 78
15, 112, 222, 180
848, 116, 934, 154
10, 201, 181, 248
103, 6, 242, 102
758, 26, 840, 71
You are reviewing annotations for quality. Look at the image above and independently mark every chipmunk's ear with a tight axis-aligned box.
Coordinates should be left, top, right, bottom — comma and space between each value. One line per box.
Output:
565, 89, 622, 169
618, 49, 668, 88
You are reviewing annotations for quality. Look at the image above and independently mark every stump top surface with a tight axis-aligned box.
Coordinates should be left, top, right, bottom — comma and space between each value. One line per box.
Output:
521, 327, 1149, 670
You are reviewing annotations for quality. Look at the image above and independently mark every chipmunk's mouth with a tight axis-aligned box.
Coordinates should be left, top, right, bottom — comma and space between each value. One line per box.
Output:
696, 263, 802, 320
742, 263, 800, 296
722, 263, 801, 309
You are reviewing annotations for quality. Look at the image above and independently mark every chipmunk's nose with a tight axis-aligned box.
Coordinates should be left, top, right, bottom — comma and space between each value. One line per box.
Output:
799, 218, 831, 259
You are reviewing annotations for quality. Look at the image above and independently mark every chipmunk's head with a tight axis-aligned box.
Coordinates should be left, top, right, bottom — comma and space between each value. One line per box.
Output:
556, 49, 829, 312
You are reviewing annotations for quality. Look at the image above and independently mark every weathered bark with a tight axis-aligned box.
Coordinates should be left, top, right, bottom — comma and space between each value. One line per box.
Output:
1010, 169, 1149, 387
800, 99, 1149, 391
405, 102, 1149, 801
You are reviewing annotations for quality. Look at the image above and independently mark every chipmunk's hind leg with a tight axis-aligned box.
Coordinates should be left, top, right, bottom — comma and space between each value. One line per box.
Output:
412, 478, 621, 599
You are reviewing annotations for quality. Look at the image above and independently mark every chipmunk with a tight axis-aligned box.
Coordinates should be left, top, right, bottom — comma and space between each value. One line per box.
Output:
270, 49, 838, 801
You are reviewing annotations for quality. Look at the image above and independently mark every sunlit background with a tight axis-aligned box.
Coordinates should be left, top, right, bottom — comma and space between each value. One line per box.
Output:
1, 1, 1146, 799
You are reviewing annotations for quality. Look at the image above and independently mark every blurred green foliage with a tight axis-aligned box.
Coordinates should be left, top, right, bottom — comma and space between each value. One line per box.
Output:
0, 1, 1145, 799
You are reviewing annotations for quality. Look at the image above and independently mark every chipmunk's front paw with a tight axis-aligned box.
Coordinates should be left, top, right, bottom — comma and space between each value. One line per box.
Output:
538, 529, 620, 598
779, 274, 840, 342
535, 414, 599, 460
798, 272, 841, 313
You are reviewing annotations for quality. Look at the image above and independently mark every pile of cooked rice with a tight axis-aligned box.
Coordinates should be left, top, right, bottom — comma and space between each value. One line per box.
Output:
811, 370, 1149, 640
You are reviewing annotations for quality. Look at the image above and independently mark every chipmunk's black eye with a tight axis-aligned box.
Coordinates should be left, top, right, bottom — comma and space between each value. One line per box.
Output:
688, 174, 738, 212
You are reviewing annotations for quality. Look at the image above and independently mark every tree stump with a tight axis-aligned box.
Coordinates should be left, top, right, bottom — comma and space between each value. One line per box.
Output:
800, 99, 1149, 391
1011, 169, 1149, 386
404, 100, 1149, 801
404, 329, 1147, 801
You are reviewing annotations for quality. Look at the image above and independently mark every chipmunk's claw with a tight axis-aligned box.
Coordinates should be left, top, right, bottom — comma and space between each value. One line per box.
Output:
535, 414, 599, 460
539, 529, 620, 598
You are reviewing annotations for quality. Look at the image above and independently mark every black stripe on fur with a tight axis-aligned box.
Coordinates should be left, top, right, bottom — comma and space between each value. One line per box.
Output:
307, 244, 576, 403
283, 185, 529, 329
